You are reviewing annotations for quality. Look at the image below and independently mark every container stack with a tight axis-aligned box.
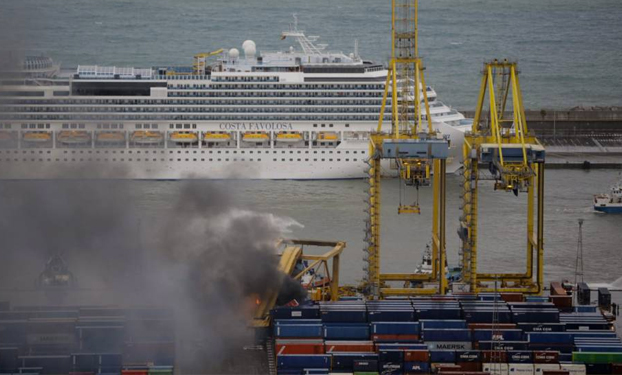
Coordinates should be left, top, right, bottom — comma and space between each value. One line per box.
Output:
0, 305, 174, 375
273, 294, 620, 375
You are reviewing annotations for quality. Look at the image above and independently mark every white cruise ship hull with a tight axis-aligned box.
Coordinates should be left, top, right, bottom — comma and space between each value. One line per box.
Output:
0, 124, 465, 180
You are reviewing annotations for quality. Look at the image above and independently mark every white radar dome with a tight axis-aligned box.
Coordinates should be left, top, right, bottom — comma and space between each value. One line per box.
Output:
242, 40, 256, 50
229, 48, 240, 59
242, 40, 257, 57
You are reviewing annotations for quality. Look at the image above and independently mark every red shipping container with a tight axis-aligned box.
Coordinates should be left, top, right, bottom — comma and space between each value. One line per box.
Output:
434, 364, 462, 372
501, 293, 524, 303
533, 351, 559, 364
325, 340, 374, 353
612, 363, 622, 375
458, 362, 483, 372
481, 350, 508, 362
550, 282, 568, 296
275, 339, 325, 355
121, 371, 148, 375
372, 334, 419, 342
550, 295, 572, 309
404, 349, 430, 362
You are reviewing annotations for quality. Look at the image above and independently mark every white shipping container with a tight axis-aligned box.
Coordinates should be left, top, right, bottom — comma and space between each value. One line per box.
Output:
509, 363, 535, 375
484, 363, 510, 375
560, 364, 587, 375
534, 363, 561, 375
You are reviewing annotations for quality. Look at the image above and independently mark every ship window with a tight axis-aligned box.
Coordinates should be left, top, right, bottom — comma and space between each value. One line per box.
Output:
281, 158, 285, 162
176, 124, 182, 129
337, 159, 341, 162
321, 124, 325, 128
353, 151, 357, 154
79, 124, 85, 129
178, 159, 181, 161
273, 159, 277, 161
313, 124, 317, 127
329, 159, 333, 162
345, 124, 350, 128
313, 159, 317, 161
258, 158, 261, 161
297, 159, 301, 162
152, 124, 158, 129
321, 159, 325, 162
29, 124, 36, 129
329, 124, 333, 127
71, 124, 77, 129
209, 158, 213, 161
37, 124, 44, 129
184, 124, 190, 129
170, 124, 174, 129
354, 159, 358, 161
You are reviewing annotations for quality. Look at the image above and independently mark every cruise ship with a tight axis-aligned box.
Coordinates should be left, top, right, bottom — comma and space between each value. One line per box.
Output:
0, 20, 471, 179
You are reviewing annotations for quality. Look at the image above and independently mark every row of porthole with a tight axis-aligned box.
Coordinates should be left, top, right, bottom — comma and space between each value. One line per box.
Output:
2, 158, 359, 163
0, 149, 364, 155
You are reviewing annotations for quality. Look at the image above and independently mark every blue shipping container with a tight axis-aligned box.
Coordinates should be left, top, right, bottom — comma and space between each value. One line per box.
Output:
368, 310, 415, 322
331, 353, 378, 370
423, 329, 472, 342
372, 322, 420, 335
430, 350, 456, 363
420, 320, 467, 329
323, 324, 370, 340
275, 324, 323, 339
320, 309, 367, 323
473, 329, 524, 341
404, 361, 430, 373
277, 355, 331, 370
379, 349, 404, 363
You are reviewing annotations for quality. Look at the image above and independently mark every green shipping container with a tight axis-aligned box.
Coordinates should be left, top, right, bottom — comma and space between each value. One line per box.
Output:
572, 351, 622, 364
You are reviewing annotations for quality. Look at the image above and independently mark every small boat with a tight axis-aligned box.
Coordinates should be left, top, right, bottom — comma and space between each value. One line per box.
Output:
57, 131, 91, 145
276, 131, 303, 143
317, 131, 338, 141
96, 131, 125, 143
169, 131, 198, 144
594, 176, 622, 213
203, 131, 231, 143
23, 131, 52, 143
242, 131, 270, 142
131, 131, 164, 145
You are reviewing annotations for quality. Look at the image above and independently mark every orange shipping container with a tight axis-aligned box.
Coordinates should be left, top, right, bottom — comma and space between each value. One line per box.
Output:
404, 349, 430, 362
501, 293, 524, 303
481, 350, 508, 362
325, 340, 374, 353
275, 339, 325, 355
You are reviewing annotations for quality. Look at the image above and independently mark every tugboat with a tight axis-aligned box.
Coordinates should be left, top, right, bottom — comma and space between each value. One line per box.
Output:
594, 176, 622, 213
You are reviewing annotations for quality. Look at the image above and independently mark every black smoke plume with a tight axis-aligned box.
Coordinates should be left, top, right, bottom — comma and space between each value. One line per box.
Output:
0, 179, 305, 373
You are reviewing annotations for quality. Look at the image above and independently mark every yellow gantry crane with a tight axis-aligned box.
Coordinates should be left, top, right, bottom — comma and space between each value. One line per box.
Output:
459, 59, 546, 294
363, 0, 449, 298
